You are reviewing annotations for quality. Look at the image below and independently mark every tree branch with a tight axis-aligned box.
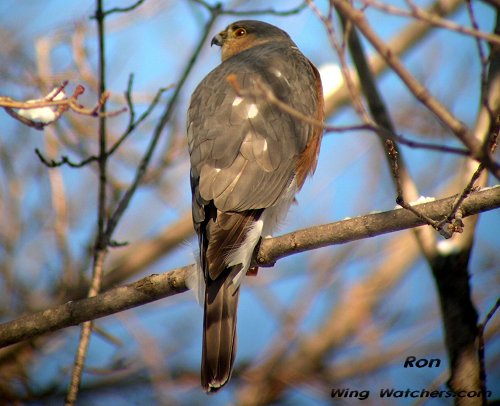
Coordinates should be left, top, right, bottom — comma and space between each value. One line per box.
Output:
324, 0, 463, 115
335, 6, 441, 262
360, 0, 500, 46
65, 1, 110, 403
97, 0, 146, 17
0, 186, 498, 349
191, 0, 307, 16
1, 82, 125, 131
103, 8, 220, 240
330, 0, 500, 180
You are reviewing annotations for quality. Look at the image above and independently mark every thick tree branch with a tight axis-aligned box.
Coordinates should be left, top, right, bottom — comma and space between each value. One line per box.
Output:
0, 186, 498, 349
255, 186, 499, 265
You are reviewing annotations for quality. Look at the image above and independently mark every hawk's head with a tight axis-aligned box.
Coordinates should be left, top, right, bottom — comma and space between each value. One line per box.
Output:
211, 20, 292, 61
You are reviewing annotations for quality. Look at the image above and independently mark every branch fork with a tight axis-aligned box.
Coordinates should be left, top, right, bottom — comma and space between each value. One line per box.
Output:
1, 81, 125, 130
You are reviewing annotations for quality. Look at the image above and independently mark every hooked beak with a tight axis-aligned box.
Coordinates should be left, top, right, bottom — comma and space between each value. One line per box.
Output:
211, 32, 225, 47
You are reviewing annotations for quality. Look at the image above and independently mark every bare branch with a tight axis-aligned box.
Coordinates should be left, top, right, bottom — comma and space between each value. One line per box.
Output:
478, 297, 500, 404
107, 74, 173, 157
0, 186, 497, 349
34, 148, 98, 168
436, 163, 485, 230
228, 74, 471, 157
386, 139, 454, 236
360, 0, 500, 46
66, 0, 109, 402
1, 82, 125, 130
0, 266, 191, 349
96, 0, 146, 18
103, 9, 220, 241
191, 0, 307, 16
323, 0, 464, 115
307, 0, 372, 121
334, 6, 440, 260
330, 0, 500, 179
256, 187, 499, 266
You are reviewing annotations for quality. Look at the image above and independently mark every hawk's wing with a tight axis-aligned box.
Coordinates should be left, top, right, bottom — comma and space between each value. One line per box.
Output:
188, 43, 321, 220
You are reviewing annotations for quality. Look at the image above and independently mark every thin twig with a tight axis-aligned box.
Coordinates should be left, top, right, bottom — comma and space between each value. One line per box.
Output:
93, 0, 146, 18
65, 252, 106, 405
436, 163, 484, 229
104, 7, 221, 239
465, 0, 490, 108
360, 0, 500, 46
478, 297, 500, 405
366, 130, 470, 156
35, 148, 98, 168
227, 73, 325, 129
228, 74, 472, 158
107, 75, 173, 157
192, 0, 307, 16
31, 78, 171, 169
306, 0, 370, 121
385, 140, 446, 235
323, 0, 463, 117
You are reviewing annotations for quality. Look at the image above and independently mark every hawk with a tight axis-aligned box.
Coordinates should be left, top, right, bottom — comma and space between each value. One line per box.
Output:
187, 20, 324, 392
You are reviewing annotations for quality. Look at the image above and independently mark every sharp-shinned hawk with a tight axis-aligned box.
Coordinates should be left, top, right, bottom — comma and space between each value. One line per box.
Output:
187, 20, 324, 392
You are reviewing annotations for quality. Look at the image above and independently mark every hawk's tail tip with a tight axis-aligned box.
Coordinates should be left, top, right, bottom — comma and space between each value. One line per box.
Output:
203, 378, 230, 394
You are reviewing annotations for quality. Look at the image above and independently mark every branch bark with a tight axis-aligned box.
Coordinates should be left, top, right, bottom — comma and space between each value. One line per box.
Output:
0, 186, 498, 349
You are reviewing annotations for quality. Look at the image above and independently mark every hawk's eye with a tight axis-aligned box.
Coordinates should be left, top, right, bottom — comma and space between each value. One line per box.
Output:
234, 28, 247, 37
